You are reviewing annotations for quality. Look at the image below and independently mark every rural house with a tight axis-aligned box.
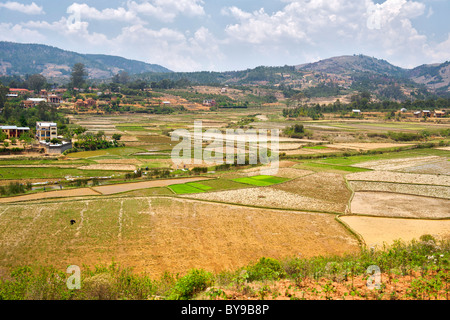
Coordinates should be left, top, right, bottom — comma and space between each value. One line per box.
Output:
0, 125, 30, 139
36, 122, 57, 141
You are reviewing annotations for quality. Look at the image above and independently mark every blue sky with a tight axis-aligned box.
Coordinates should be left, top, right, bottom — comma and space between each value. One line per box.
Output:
0, 0, 449, 72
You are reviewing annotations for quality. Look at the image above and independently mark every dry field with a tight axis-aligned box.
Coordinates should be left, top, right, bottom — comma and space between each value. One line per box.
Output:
325, 143, 413, 151
349, 180, 450, 199
352, 156, 447, 171
350, 192, 450, 219
78, 164, 137, 171
340, 216, 450, 248
346, 171, 450, 186
184, 172, 350, 213
183, 187, 345, 213
395, 159, 450, 175
0, 197, 359, 278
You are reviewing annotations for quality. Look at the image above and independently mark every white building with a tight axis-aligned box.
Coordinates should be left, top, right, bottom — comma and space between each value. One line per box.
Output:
36, 122, 57, 141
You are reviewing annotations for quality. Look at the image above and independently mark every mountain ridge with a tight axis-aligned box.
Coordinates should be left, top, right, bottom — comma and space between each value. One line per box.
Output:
0, 41, 449, 94
0, 41, 172, 80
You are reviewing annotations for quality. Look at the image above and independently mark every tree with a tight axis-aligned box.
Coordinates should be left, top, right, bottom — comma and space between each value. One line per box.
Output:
26, 74, 47, 93
112, 71, 130, 84
71, 63, 88, 88
19, 132, 34, 149
112, 133, 122, 141
0, 84, 8, 110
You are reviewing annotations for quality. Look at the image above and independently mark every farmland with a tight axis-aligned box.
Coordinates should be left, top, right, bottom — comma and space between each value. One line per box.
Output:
0, 99, 449, 300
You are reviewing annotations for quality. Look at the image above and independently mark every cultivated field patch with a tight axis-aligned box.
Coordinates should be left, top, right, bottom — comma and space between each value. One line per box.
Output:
0, 197, 360, 278
92, 177, 211, 195
346, 171, 450, 186
184, 187, 345, 213
352, 156, 445, 171
272, 172, 351, 209
232, 175, 289, 186
0, 188, 100, 203
340, 215, 450, 248
325, 143, 413, 151
349, 180, 450, 199
78, 164, 137, 171
351, 191, 450, 218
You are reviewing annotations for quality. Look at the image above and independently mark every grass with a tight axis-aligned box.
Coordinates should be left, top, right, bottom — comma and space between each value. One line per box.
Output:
169, 184, 206, 194
297, 162, 371, 173
303, 145, 328, 150
0, 167, 123, 180
186, 182, 213, 191
1, 237, 448, 300
232, 175, 289, 186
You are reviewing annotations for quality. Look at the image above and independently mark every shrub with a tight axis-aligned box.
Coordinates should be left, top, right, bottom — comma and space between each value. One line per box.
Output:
246, 257, 286, 282
168, 269, 212, 300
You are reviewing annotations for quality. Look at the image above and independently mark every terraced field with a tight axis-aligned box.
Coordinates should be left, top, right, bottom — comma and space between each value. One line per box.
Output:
0, 196, 360, 278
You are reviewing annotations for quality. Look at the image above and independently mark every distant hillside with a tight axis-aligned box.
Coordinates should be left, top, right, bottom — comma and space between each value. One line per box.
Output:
0, 41, 171, 80
296, 54, 407, 77
408, 61, 450, 93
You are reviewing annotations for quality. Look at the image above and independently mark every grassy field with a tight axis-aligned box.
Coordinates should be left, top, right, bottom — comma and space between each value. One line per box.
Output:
232, 175, 289, 186
0, 196, 360, 278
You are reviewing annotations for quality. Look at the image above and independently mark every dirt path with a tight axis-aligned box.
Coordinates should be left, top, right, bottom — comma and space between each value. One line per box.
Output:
0, 188, 101, 203
91, 177, 211, 195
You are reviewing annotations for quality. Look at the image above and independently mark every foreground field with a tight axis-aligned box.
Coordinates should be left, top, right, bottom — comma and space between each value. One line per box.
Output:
0, 196, 359, 278
340, 216, 450, 248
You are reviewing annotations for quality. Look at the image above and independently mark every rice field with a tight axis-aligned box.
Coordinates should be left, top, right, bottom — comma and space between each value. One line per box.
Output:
0, 197, 360, 278
340, 216, 450, 248
232, 175, 289, 186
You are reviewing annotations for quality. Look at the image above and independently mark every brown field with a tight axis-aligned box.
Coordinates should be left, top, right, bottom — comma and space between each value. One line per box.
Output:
325, 142, 413, 151
351, 191, 450, 218
346, 171, 450, 186
184, 187, 345, 213
349, 180, 450, 199
272, 172, 351, 206
0, 197, 359, 278
352, 156, 446, 171
340, 215, 450, 248
78, 164, 137, 171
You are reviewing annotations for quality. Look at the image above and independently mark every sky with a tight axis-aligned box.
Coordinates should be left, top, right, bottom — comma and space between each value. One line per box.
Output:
0, 0, 449, 72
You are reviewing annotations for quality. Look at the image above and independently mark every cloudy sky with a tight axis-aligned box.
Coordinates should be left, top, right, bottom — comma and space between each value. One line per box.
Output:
0, 0, 449, 72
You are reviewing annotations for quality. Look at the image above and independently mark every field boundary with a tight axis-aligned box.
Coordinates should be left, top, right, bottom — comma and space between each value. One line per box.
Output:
351, 189, 450, 201
335, 214, 366, 248
346, 179, 450, 188
341, 212, 450, 221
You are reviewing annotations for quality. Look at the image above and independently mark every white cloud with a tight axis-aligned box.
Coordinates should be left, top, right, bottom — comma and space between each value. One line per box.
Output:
0, 22, 46, 42
66, 3, 138, 23
112, 24, 222, 71
0, 1, 44, 15
220, 0, 448, 68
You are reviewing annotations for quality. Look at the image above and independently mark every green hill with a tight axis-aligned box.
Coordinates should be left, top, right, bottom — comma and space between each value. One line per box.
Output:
0, 41, 171, 80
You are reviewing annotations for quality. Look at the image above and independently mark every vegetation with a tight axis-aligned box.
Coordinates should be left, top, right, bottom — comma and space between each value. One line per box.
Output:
0, 238, 448, 300
65, 131, 124, 154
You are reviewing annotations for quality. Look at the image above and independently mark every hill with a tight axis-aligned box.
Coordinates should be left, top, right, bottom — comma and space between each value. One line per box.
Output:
0, 41, 171, 80
408, 61, 450, 94
296, 54, 407, 77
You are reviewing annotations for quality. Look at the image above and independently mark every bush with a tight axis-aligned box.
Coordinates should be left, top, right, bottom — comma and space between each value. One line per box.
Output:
0, 182, 27, 196
246, 257, 286, 282
168, 269, 212, 300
